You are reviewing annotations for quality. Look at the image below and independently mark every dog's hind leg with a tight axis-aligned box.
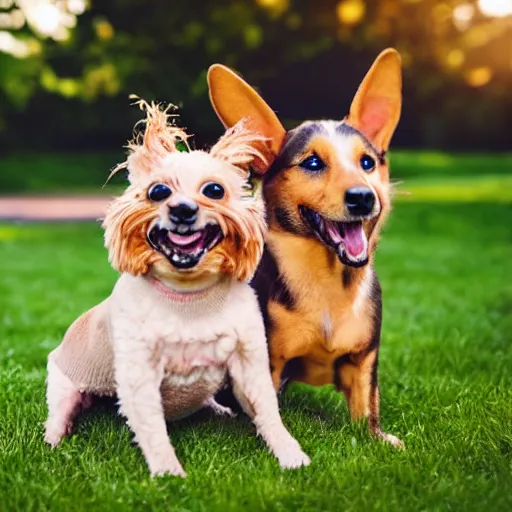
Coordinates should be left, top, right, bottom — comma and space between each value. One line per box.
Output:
368, 383, 404, 448
270, 356, 287, 390
203, 396, 236, 417
336, 349, 404, 448
44, 360, 90, 447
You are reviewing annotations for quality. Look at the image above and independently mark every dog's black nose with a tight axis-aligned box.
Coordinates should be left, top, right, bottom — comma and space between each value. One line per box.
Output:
169, 201, 198, 225
345, 187, 375, 216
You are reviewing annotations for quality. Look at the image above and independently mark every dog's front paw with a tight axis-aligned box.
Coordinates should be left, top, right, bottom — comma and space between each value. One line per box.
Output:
147, 445, 187, 478
278, 449, 311, 470
377, 431, 405, 449
150, 461, 187, 479
275, 441, 311, 469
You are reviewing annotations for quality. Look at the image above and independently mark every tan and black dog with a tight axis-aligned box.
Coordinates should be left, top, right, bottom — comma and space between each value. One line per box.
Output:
208, 49, 403, 447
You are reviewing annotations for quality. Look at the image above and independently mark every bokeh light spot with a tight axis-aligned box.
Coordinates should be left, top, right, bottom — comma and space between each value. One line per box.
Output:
58, 78, 80, 97
0, 30, 30, 57
446, 49, 465, 68
337, 0, 366, 26
255, 0, 289, 16
243, 24, 263, 49
29, 3, 61, 36
452, 3, 475, 30
464, 25, 491, 47
432, 3, 453, 23
478, 0, 512, 17
465, 66, 492, 86
68, 0, 87, 16
95, 19, 114, 41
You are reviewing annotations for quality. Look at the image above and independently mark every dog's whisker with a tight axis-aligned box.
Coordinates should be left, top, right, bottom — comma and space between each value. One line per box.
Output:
392, 189, 412, 197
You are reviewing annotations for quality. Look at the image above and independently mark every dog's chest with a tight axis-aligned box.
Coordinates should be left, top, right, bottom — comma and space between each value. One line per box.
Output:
159, 336, 236, 380
258, 243, 377, 384
296, 290, 372, 354
272, 287, 375, 387
151, 323, 237, 384
140, 304, 237, 376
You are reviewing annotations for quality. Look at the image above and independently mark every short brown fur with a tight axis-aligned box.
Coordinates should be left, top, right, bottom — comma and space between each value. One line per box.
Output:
208, 49, 404, 447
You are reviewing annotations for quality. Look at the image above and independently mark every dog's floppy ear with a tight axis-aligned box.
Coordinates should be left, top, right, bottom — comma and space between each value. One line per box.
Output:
347, 48, 402, 151
207, 64, 286, 173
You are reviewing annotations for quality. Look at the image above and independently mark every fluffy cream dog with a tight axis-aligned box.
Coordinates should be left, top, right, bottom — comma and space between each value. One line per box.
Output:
44, 100, 310, 477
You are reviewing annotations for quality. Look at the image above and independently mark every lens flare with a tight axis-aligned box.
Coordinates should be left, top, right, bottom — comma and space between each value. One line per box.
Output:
478, 0, 512, 17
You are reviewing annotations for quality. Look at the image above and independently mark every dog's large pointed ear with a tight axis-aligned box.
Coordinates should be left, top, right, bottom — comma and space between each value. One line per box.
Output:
207, 64, 286, 173
347, 48, 402, 151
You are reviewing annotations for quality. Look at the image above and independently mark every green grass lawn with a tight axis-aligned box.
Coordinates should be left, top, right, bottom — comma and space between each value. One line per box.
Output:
0, 165, 512, 510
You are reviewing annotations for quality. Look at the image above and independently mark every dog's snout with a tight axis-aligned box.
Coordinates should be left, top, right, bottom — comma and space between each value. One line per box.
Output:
169, 201, 198, 225
344, 187, 375, 216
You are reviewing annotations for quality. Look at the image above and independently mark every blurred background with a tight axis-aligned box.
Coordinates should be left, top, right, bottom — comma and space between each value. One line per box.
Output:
0, 0, 510, 197
1, 3, 512, 507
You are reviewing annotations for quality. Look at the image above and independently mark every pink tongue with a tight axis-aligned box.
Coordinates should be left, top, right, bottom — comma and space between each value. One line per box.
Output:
343, 222, 366, 257
168, 231, 201, 246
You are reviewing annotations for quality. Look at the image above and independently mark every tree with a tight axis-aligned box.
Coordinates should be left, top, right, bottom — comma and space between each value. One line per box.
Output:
0, 0, 510, 150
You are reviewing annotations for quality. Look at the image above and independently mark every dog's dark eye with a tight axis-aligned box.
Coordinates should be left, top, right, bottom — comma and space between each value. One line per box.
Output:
201, 182, 225, 200
148, 183, 172, 202
360, 154, 376, 172
300, 154, 325, 172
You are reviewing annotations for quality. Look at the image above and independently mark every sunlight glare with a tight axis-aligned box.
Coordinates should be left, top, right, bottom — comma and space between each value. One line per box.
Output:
478, 0, 512, 17
29, 3, 61, 36
67, 0, 86, 16
0, 30, 30, 57
452, 3, 475, 30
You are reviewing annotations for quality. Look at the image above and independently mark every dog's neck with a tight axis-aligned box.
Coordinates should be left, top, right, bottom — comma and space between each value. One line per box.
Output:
150, 277, 213, 303
146, 273, 232, 311
153, 272, 222, 294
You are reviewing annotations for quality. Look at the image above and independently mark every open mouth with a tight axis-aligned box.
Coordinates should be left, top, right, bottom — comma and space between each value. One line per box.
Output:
148, 223, 223, 270
299, 206, 370, 267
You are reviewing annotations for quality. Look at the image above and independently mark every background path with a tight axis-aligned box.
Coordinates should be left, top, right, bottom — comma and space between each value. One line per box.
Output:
0, 196, 112, 221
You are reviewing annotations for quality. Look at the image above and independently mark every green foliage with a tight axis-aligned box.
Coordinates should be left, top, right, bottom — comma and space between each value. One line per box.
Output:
1, 0, 338, 121
0, 197, 511, 510
0, 151, 125, 193
0, 0, 510, 151
0, 53, 43, 109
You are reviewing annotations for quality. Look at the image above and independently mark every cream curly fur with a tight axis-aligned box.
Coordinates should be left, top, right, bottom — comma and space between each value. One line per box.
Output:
44, 100, 310, 477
